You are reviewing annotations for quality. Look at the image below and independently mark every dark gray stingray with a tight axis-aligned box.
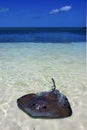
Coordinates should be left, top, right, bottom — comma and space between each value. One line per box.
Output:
17, 78, 72, 118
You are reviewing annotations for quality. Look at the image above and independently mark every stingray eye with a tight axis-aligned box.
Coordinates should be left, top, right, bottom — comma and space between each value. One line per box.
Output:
65, 97, 68, 102
32, 103, 36, 107
63, 98, 69, 107
42, 106, 47, 109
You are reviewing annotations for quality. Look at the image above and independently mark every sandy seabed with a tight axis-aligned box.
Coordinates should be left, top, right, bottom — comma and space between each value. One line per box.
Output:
0, 42, 87, 130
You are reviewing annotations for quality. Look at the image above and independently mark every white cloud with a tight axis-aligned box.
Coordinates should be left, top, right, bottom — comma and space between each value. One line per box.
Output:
60, 6, 72, 11
50, 5, 72, 14
0, 8, 9, 12
50, 9, 59, 14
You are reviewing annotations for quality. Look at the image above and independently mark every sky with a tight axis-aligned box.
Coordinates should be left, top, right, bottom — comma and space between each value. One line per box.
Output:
0, 0, 86, 27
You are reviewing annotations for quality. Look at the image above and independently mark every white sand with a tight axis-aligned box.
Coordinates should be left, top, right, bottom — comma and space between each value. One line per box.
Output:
0, 42, 87, 130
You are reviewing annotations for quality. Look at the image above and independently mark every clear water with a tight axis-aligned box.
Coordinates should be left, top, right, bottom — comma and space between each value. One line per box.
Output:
0, 28, 87, 130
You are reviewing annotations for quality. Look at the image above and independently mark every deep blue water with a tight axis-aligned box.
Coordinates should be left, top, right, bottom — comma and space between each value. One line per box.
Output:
0, 28, 86, 43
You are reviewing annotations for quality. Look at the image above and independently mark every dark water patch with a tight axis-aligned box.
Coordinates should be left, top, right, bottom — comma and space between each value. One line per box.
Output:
0, 27, 86, 43
0, 27, 86, 34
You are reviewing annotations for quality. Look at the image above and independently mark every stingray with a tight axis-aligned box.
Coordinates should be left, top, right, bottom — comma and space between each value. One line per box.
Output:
17, 78, 72, 118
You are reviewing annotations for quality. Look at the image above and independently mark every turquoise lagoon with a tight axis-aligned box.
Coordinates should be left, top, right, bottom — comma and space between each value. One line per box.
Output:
0, 28, 87, 130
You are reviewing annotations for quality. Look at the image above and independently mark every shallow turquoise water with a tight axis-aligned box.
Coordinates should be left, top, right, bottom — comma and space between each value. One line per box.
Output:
0, 41, 87, 130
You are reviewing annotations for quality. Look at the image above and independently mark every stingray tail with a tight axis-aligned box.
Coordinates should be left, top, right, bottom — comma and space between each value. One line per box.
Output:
52, 78, 56, 91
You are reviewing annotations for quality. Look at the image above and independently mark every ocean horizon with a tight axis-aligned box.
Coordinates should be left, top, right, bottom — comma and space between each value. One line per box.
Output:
0, 27, 86, 43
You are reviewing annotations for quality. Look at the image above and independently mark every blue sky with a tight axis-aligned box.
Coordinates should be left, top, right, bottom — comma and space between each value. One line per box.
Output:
0, 0, 86, 27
